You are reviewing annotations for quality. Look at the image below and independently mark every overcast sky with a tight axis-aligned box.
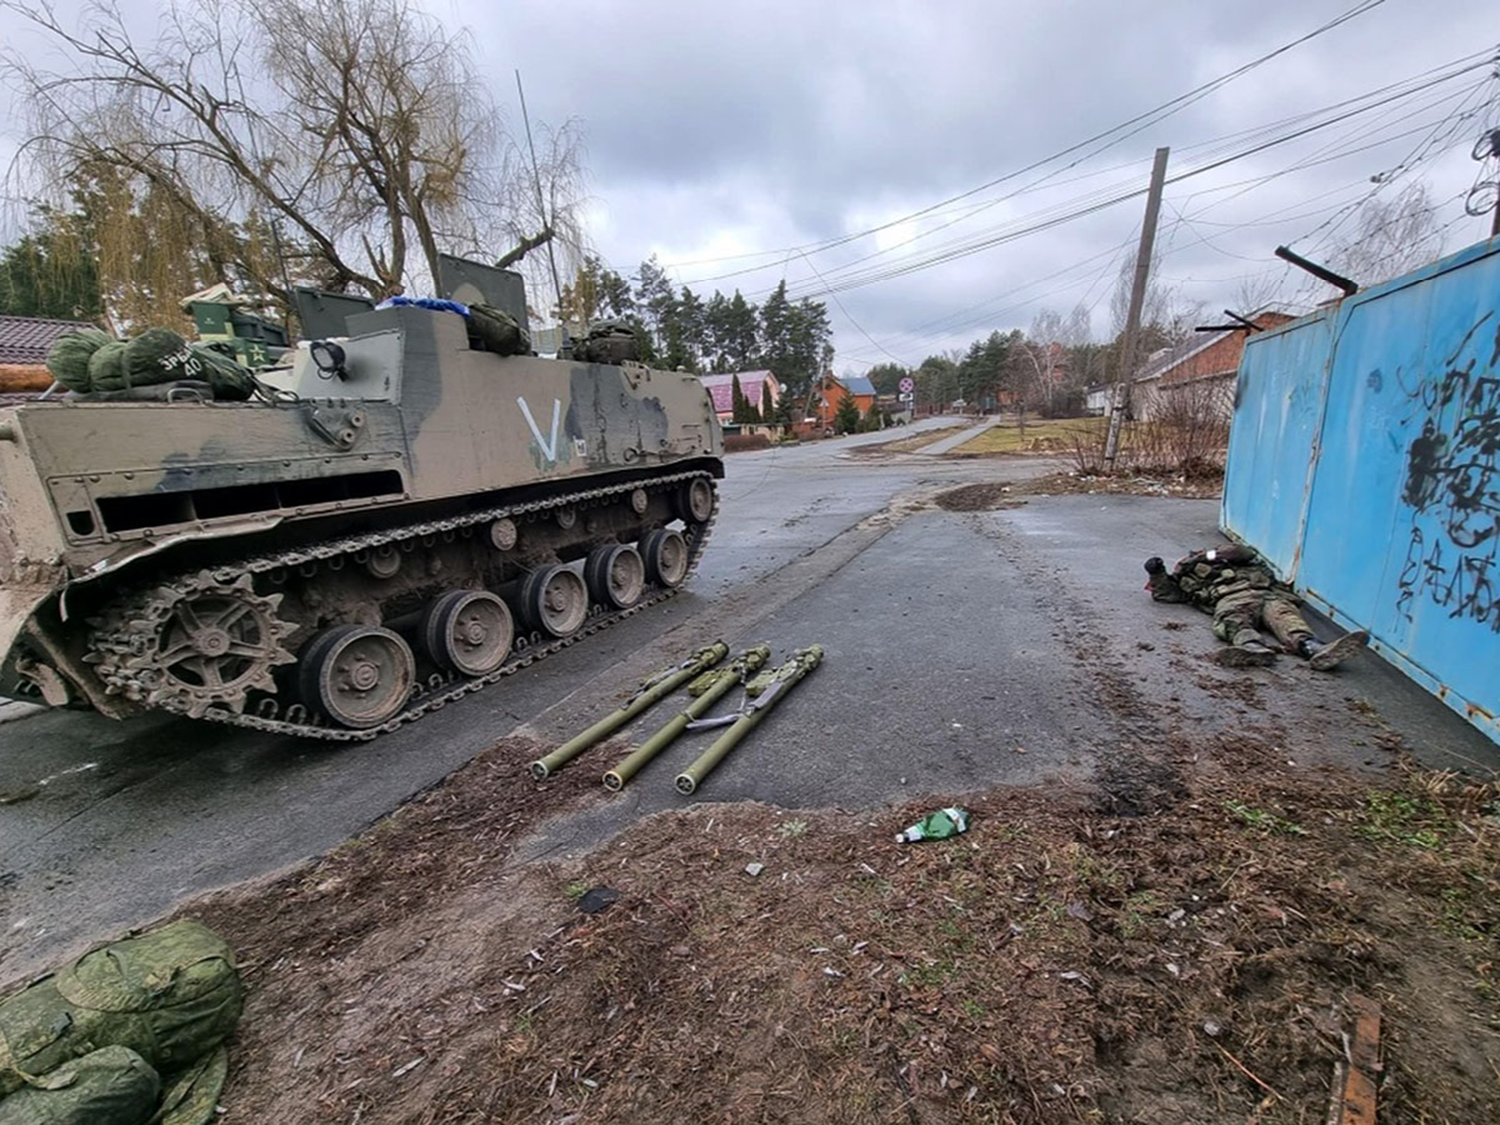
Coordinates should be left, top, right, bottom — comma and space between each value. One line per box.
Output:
4, 0, 1497, 370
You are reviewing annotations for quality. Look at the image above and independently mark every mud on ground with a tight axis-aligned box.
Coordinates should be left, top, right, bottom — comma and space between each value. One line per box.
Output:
185, 723, 1500, 1124
934, 483, 1028, 512
933, 475, 1222, 513
1016, 471, 1224, 500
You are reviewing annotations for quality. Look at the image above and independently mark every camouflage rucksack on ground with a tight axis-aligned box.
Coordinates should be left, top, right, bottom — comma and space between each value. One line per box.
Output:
0, 1045, 159, 1125
0, 920, 241, 1125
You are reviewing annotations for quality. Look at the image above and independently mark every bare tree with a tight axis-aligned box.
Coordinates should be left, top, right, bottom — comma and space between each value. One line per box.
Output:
1232, 271, 1283, 315
1108, 248, 1173, 340
1328, 181, 1445, 287
3, 0, 584, 327
1027, 309, 1066, 415
1060, 303, 1093, 347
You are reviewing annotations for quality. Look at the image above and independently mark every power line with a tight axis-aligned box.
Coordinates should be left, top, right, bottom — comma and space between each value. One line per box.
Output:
793, 250, 906, 366
838, 72, 1495, 366
673, 0, 1389, 284
784, 52, 1498, 301
1300, 75, 1499, 255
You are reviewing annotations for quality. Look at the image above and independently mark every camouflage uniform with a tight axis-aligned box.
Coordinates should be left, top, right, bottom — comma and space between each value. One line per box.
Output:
1144, 546, 1366, 669
1173, 557, 1315, 651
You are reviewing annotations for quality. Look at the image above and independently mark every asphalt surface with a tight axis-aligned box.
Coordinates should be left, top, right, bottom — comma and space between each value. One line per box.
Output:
3, 419, 1497, 982
0, 416, 1003, 979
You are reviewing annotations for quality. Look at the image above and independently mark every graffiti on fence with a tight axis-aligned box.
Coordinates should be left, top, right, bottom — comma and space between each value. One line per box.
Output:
1395, 312, 1500, 632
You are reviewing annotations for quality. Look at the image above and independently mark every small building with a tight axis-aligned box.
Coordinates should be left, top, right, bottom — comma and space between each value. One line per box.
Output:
1084, 385, 1112, 416
813, 373, 877, 428
1130, 309, 1296, 421
0, 314, 98, 397
700, 370, 781, 423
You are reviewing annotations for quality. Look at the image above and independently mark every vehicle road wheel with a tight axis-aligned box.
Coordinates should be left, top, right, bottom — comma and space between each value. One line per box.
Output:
675, 477, 715, 524
640, 528, 689, 588
584, 544, 646, 609
421, 590, 514, 677
299, 624, 415, 729
519, 565, 590, 637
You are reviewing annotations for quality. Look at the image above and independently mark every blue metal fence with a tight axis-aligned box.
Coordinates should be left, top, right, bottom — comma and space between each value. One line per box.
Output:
1223, 235, 1500, 745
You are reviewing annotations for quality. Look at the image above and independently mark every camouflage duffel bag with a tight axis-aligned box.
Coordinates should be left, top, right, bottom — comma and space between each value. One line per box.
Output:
468, 303, 530, 357
120, 328, 197, 389
85, 341, 130, 394
572, 321, 640, 365
44, 330, 112, 393
183, 345, 255, 402
0, 920, 242, 1105
111, 331, 253, 401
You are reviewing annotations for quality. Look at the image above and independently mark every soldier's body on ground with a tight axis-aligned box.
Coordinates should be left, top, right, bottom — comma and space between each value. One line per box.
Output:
1143, 544, 1368, 670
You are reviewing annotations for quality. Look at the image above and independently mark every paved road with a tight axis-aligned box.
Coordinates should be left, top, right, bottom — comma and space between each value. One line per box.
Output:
0, 416, 1008, 978
4, 422, 1496, 982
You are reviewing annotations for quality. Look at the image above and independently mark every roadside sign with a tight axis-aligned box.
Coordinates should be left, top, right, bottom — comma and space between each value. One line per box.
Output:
898, 392, 913, 402
899, 376, 915, 393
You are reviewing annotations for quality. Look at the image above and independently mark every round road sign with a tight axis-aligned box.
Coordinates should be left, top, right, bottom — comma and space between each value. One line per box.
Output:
899, 376, 915, 393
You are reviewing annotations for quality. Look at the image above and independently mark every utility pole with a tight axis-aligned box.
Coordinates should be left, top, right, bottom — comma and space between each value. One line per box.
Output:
1104, 146, 1170, 467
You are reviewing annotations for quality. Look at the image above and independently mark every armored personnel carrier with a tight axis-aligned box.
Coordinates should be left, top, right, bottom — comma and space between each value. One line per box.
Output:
0, 265, 722, 740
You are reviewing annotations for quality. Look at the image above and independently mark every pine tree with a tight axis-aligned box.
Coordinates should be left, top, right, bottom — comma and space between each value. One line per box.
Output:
731, 373, 765, 423
724, 291, 758, 369
0, 206, 102, 320
834, 392, 860, 435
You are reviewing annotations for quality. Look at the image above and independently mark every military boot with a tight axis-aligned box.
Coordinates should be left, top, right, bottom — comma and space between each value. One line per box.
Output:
1215, 629, 1277, 668
1304, 630, 1369, 672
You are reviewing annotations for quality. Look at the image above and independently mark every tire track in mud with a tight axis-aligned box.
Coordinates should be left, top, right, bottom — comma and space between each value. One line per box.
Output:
970, 514, 1188, 817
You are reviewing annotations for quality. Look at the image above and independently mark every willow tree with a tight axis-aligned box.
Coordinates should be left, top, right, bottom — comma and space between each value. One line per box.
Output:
3, 0, 584, 328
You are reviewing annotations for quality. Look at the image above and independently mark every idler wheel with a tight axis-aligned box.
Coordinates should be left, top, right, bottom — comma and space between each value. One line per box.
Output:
299, 624, 415, 729
584, 544, 646, 610
421, 590, 514, 677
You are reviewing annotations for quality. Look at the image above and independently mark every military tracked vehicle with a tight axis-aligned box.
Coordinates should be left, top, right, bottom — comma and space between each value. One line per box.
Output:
0, 263, 722, 740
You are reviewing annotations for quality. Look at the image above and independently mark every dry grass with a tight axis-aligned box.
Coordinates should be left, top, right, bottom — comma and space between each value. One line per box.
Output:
950, 417, 1108, 457
851, 424, 967, 456
1018, 471, 1224, 501
182, 730, 1500, 1125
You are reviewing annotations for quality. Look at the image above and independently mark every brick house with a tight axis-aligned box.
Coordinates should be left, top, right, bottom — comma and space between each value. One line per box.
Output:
813, 373, 877, 428
1131, 309, 1296, 421
699, 370, 781, 423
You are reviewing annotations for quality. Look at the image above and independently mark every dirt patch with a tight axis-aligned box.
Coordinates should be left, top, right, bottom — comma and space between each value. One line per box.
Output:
724, 433, 773, 453
935, 482, 1027, 512
1016, 471, 1224, 500
1194, 670, 1268, 709
183, 734, 1500, 1125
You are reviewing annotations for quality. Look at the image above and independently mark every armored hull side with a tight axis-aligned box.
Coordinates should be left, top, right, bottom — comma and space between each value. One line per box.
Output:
0, 306, 723, 735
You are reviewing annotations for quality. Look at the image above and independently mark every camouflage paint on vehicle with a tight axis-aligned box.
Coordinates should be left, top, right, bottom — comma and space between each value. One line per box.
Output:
0, 302, 723, 731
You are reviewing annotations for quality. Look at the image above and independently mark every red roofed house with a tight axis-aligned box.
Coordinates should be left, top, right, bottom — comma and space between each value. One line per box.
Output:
699, 370, 781, 423
0, 314, 98, 397
812, 373, 877, 428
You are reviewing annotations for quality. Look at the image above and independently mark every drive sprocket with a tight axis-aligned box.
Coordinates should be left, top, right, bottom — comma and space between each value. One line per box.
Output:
87, 572, 296, 718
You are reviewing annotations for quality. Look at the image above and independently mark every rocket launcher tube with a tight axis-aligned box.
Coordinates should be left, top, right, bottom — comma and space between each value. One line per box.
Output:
530, 641, 728, 779
603, 644, 772, 791
674, 645, 824, 796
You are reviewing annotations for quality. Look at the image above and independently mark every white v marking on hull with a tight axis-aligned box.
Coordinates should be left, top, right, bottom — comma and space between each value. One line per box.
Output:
518, 396, 562, 462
